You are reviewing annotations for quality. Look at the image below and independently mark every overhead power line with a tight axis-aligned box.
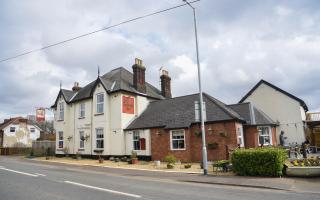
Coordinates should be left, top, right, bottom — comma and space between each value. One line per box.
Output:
0, 0, 200, 63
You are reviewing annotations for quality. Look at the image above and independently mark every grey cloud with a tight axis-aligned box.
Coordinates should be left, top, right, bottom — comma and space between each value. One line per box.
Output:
0, 0, 320, 122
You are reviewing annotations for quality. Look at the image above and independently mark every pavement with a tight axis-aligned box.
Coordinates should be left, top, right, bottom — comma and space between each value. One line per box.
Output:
0, 156, 320, 200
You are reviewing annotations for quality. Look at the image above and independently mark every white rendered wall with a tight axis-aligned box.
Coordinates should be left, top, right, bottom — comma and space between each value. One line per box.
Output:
243, 82, 306, 144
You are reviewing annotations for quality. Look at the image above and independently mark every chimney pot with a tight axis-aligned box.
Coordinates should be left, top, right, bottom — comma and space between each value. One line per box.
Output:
72, 82, 81, 92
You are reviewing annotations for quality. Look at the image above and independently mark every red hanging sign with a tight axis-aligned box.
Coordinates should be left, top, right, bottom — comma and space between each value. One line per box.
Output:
36, 108, 45, 122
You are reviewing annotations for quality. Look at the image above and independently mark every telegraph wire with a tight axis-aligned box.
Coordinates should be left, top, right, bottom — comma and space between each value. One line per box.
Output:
0, 0, 200, 63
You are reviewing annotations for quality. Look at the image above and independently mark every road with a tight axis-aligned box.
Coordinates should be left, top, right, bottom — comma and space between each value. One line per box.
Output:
0, 157, 319, 200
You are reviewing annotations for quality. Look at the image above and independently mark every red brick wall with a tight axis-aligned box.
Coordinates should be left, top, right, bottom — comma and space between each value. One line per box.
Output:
244, 126, 258, 148
150, 121, 238, 162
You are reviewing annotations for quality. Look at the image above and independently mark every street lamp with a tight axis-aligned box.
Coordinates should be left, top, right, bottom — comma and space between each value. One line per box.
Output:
183, 0, 208, 175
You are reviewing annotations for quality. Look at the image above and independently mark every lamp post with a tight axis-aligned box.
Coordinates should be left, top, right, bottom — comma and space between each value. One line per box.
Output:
183, 0, 208, 175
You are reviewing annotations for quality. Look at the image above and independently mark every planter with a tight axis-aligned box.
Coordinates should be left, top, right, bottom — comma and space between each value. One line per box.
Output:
286, 166, 320, 177
99, 158, 104, 164
131, 158, 139, 164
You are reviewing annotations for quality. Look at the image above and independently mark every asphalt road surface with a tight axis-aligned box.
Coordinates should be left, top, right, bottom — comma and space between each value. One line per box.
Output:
0, 157, 319, 200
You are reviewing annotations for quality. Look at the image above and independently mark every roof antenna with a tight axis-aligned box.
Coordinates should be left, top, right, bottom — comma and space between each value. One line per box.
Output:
59, 80, 62, 90
98, 65, 100, 77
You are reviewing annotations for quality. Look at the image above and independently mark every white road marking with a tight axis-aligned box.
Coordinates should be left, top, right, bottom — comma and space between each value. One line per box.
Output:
0, 168, 38, 177
35, 173, 46, 176
64, 181, 141, 198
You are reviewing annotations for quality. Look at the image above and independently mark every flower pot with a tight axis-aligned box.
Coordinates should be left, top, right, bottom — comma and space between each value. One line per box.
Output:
99, 158, 104, 164
131, 158, 139, 164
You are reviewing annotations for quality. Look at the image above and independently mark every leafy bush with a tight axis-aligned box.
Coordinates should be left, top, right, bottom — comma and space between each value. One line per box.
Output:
184, 164, 192, 169
164, 155, 177, 164
231, 148, 287, 176
212, 160, 230, 168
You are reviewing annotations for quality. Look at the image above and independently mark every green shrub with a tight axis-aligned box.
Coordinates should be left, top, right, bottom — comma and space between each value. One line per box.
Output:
164, 155, 177, 164
212, 160, 230, 168
231, 147, 287, 177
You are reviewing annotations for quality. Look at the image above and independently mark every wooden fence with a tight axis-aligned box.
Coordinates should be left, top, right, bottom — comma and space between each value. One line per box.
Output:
0, 141, 55, 156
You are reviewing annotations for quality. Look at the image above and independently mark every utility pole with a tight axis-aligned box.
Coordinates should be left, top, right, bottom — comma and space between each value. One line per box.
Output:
183, 0, 208, 175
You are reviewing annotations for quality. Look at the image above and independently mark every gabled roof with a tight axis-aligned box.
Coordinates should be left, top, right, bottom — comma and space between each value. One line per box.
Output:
0, 117, 42, 131
52, 67, 164, 107
51, 89, 77, 108
228, 102, 276, 126
125, 93, 245, 130
239, 79, 308, 111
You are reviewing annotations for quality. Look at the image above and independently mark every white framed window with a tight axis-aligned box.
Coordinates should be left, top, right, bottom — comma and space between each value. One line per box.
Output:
258, 126, 272, 146
96, 93, 104, 114
10, 127, 16, 132
30, 127, 35, 133
170, 130, 185, 150
59, 102, 64, 120
133, 131, 140, 150
58, 131, 63, 149
96, 128, 104, 149
237, 126, 244, 147
79, 131, 84, 149
79, 103, 85, 118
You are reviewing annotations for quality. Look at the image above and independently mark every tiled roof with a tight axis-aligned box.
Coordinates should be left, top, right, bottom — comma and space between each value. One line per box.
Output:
52, 67, 164, 107
228, 102, 276, 126
0, 117, 42, 131
125, 93, 245, 130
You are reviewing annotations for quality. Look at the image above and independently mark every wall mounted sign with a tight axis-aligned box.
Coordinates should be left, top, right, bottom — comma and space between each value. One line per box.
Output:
122, 96, 134, 114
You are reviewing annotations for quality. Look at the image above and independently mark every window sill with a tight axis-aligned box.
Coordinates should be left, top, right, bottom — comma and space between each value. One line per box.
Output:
94, 113, 104, 116
57, 119, 64, 122
78, 148, 85, 151
78, 117, 85, 119
170, 149, 186, 151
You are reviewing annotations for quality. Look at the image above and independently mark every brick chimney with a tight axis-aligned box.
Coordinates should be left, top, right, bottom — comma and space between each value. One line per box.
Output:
160, 69, 172, 98
72, 82, 81, 92
132, 58, 146, 93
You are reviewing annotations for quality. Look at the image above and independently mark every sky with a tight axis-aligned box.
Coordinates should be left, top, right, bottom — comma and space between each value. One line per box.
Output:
0, 0, 320, 122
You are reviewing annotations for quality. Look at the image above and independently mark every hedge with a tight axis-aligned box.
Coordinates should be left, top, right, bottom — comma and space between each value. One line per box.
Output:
231, 147, 287, 177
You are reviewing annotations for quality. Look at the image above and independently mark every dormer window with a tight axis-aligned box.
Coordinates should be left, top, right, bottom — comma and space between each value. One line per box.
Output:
59, 102, 64, 121
96, 93, 104, 114
79, 103, 85, 118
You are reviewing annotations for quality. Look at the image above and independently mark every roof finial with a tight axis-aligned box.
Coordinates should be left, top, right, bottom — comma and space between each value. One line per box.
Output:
60, 80, 62, 90
98, 65, 100, 77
